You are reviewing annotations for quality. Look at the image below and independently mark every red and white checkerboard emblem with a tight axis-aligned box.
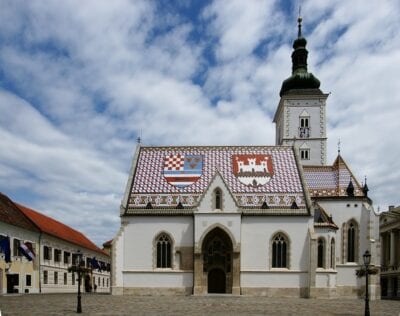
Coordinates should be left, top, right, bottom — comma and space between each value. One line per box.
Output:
164, 154, 185, 171
163, 154, 203, 188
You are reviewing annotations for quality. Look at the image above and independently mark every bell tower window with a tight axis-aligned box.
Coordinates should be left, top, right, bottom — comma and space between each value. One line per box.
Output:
300, 149, 310, 160
299, 111, 310, 138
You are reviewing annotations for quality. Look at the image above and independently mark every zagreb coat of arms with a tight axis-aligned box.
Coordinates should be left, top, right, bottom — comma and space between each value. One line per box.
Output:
163, 154, 203, 188
232, 154, 273, 186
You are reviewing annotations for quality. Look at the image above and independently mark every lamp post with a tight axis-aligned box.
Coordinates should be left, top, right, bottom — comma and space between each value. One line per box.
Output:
363, 250, 371, 316
76, 250, 83, 313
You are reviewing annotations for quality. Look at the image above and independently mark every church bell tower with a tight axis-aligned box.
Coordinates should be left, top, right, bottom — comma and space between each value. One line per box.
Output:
273, 17, 328, 166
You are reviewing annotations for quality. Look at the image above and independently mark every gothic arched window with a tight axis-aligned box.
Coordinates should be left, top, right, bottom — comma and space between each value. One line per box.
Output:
272, 233, 288, 268
317, 238, 325, 268
214, 188, 222, 210
347, 222, 356, 262
330, 238, 335, 269
156, 233, 172, 268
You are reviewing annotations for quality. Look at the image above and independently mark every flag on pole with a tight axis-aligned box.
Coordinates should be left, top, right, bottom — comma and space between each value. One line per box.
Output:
0, 236, 11, 263
90, 257, 101, 271
19, 242, 35, 261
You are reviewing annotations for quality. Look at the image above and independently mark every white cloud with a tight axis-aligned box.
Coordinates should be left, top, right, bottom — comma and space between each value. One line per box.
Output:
0, 0, 399, 245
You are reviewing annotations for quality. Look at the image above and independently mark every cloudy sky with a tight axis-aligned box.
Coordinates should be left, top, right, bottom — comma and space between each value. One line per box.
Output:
0, 0, 399, 246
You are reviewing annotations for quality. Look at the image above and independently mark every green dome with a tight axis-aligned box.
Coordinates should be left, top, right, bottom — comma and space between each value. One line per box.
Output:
280, 71, 321, 97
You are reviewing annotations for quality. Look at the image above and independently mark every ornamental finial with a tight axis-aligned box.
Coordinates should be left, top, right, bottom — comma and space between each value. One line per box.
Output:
298, 6, 302, 38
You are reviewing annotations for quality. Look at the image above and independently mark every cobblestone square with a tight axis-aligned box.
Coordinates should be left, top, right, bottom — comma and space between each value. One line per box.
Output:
0, 294, 399, 316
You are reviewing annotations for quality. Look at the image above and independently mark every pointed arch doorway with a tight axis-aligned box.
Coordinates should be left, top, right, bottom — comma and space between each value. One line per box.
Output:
203, 227, 233, 294
194, 225, 240, 295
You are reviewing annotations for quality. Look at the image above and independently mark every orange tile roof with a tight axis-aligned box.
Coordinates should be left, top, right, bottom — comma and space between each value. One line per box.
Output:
17, 203, 107, 256
0, 193, 40, 232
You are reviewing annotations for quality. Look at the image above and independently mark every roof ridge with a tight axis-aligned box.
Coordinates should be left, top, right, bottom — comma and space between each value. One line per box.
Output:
16, 202, 107, 256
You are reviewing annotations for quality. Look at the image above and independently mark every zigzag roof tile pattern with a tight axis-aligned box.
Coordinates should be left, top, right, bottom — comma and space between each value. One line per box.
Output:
303, 155, 364, 197
128, 146, 307, 210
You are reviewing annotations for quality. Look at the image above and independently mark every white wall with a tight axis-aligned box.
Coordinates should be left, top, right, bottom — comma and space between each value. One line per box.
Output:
241, 271, 308, 288
241, 216, 312, 272
122, 216, 193, 270
123, 271, 193, 287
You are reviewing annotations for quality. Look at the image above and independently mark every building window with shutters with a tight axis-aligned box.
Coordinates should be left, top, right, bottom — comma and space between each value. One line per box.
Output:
44, 271, 48, 284
54, 249, 61, 262
44, 246, 52, 260
13, 239, 21, 257
155, 233, 172, 268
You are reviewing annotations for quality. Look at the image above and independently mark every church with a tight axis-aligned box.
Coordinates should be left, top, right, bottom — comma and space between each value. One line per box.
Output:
111, 18, 380, 299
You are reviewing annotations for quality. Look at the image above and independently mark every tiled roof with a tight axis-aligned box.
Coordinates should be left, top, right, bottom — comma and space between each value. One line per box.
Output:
127, 146, 307, 210
0, 192, 40, 232
17, 203, 107, 256
314, 203, 338, 229
103, 239, 113, 247
303, 155, 364, 198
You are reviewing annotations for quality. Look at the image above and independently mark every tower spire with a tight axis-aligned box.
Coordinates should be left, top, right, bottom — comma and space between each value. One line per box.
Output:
298, 7, 302, 38
279, 15, 321, 97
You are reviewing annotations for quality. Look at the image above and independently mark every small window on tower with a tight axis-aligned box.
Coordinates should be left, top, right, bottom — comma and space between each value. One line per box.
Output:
300, 117, 309, 128
300, 149, 310, 160
299, 113, 310, 138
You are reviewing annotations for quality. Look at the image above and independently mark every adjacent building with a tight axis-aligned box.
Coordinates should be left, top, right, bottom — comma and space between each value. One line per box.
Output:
380, 205, 400, 299
0, 193, 110, 294
112, 19, 381, 298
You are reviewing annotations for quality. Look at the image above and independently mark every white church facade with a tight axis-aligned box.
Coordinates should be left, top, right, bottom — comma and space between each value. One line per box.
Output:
111, 19, 380, 299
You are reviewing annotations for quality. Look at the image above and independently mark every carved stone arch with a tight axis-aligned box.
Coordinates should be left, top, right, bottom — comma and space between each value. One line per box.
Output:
194, 224, 240, 295
197, 223, 239, 253
153, 231, 175, 269
269, 230, 291, 269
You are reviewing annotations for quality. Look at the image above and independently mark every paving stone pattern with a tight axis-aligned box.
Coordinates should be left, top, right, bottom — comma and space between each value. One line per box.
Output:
0, 294, 399, 316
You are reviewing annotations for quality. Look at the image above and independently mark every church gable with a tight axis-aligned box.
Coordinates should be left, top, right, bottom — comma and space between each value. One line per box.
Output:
123, 146, 308, 213
303, 155, 366, 198
196, 171, 238, 213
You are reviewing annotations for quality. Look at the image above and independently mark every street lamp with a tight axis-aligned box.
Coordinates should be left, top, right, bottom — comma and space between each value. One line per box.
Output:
75, 250, 83, 313
363, 250, 371, 316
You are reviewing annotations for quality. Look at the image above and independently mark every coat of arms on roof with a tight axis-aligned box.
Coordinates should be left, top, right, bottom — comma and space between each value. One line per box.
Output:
163, 154, 203, 188
232, 154, 274, 187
